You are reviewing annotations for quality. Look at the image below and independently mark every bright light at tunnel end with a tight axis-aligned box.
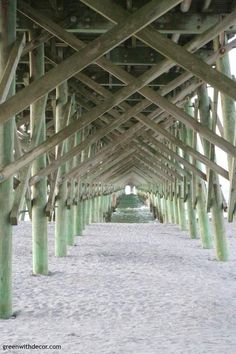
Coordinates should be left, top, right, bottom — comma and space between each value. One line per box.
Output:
125, 185, 137, 195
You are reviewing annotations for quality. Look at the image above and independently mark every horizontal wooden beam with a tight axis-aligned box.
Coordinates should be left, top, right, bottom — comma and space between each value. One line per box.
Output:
141, 132, 207, 181
137, 114, 229, 180
135, 148, 183, 181
134, 154, 175, 183
2, 1, 234, 184
1, 0, 178, 123
83, 0, 236, 74
30, 99, 150, 182
86, 149, 136, 180
135, 138, 191, 179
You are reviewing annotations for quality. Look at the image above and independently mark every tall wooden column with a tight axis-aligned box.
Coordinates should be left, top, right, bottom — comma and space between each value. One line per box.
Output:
183, 104, 198, 239
215, 36, 236, 174
215, 37, 236, 224
55, 82, 68, 257
193, 100, 212, 249
75, 181, 83, 236
66, 108, 76, 246
198, 85, 228, 260
30, 37, 48, 274
176, 127, 187, 230
73, 131, 82, 236
0, 0, 16, 319
177, 183, 187, 230
173, 180, 179, 224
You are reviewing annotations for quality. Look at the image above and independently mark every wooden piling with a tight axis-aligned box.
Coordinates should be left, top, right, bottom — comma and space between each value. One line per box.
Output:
198, 85, 228, 260
55, 82, 68, 257
30, 37, 48, 274
183, 103, 198, 239
0, 0, 16, 318
193, 100, 212, 249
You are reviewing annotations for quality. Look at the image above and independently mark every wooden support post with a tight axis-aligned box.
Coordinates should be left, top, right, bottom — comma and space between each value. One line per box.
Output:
186, 183, 198, 239
196, 181, 212, 248
193, 100, 212, 248
81, 198, 85, 231
87, 185, 92, 225
215, 36, 236, 174
97, 193, 102, 222
215, 37, 236, 222
55, 81, 68, 257
161, 196, 167, 223
78, 183, 85, 235
198, 85, 228, 260
100, 194, 105, 222
93, 195, 98, 223
99, 192, 104, 222
66, 107, 76, 246
169, 192, 175, 224
155, 193, 160, 223
173, 180, 179, 225
167, 197, 172, 223
84, 198, 89, 227
73, 127, 83, 236
66, 182, 74, 245
30, 37, 48, 274
89, 197, 93, 224
93, 188, 98, 223
163, 185, 169, 223
91, 193, 96, 223
74, 179, 83, 236
183, 103, 198, 239
73, 131, 83, 236
175, 127, 187, 231
0, 0, 16, 319
75, 200, 83, 236
177, 183, 187, 230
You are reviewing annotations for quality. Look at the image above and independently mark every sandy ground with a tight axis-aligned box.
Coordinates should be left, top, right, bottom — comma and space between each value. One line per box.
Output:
1, 220, 236, 354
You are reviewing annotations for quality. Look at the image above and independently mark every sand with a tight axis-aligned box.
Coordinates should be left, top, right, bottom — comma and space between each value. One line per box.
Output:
1, 220, 236, 354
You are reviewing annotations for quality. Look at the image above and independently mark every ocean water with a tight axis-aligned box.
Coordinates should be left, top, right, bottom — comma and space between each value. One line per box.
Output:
111, 194, 154, 223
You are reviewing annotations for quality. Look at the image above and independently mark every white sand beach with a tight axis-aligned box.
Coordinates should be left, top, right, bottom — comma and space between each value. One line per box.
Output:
1, 221, 236, 354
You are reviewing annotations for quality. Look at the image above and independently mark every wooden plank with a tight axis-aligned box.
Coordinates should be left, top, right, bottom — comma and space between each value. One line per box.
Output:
0, 34, 25, 104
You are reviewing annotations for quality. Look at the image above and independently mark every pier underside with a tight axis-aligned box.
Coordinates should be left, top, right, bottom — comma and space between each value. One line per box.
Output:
0, 0, 236, 327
